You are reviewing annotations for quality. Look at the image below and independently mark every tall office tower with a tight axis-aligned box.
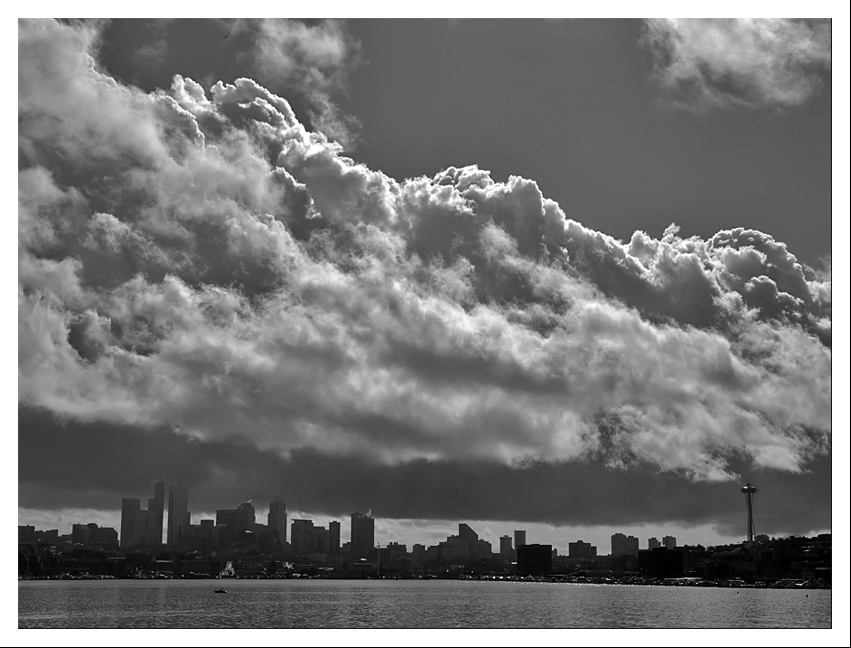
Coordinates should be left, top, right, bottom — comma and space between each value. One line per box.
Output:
648, 537, 661, 549
458, 523, 479, 558
146, 481, 165, 546
167, 483, 189, 546
350, 511, 375, 561
120, 498, 141, 548
290, 519, 314, 555
514, 530, 526, 550
329, 521, 341, 555
662, 535, 677, 550
236, 502, 256, 534
267, 496, 288, 550
311, 526, 329, 554
499, 535, 513, 559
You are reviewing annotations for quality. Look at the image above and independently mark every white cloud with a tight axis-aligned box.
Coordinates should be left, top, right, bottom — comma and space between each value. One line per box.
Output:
248, 19, 362, 147
641, 19, 831, 112
18, 20, 831, 489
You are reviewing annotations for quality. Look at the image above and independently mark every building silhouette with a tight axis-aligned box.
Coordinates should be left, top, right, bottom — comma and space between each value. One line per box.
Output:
663, 535, 677, 550
568, 540, 597, 560
517, 544, 552, 576
329, 521, 341, 555
499, 535, 513, 559
311, 526, 329, 554
514, 530, 526, 550
648, 537, 661, 549
291, 519, 313, 555
146, 481, 165, 546
167, 483, 189, 547
458, 523, 479, 557
350, 512, 375, 561
120, 498, 140, 548
611, 533, 639, 556
216, 502, 256, 547
120, 482, 164, 548
267, 496, 287, 551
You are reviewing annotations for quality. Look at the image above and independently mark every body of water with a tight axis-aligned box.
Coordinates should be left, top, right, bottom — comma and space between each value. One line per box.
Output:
18, 579, 831, 629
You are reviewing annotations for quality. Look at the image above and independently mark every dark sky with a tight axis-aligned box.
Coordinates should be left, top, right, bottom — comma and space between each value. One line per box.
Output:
16, 18, 841, 552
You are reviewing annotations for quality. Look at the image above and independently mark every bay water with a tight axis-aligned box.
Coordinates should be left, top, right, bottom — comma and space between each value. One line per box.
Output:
18, 579, 831, 629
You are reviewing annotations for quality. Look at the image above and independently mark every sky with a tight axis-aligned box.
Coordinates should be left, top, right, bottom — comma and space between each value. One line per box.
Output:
15, 15, 847, 559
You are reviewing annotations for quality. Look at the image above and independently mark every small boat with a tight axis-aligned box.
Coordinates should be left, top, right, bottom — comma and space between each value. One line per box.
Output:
214, 588, 228, 594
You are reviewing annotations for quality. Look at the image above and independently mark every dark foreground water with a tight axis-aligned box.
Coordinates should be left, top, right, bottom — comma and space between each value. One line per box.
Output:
18, 579, 831, 629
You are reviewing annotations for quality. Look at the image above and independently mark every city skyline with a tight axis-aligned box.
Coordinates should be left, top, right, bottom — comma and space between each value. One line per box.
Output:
17, 18, 840, 558
21, 478, 804, 554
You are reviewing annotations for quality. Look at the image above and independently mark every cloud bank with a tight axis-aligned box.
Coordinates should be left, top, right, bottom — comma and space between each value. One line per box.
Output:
235, 18, 362, 148
641, 19, 832, 112
18, 20, 831, 528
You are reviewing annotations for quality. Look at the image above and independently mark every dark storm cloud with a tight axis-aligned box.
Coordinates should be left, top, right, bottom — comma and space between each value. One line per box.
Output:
19, 406, 830, 537
641, 19, 832, 112
18, 20, 831, 528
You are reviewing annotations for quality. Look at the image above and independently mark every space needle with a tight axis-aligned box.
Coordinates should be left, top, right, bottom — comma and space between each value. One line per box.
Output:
741, 482, 757, 544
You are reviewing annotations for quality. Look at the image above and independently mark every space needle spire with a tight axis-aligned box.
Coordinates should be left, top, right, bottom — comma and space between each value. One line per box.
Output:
741, 482, 757, 544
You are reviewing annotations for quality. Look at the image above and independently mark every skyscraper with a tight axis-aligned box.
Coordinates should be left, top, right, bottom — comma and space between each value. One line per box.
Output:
291, 519, 314, 555
663, 535, 677, 550
167, 483, 189, 547
514, 530, 526, 550
268, 496, 288, 550
458, 523, 479, 558
120, 498, 141, 548
236, 502, 256, 534
120, 482, 165, 548
350, 511, 375, 561
499, 535, 513, 559
329, 521, 341, 555
146, 481, 165, 546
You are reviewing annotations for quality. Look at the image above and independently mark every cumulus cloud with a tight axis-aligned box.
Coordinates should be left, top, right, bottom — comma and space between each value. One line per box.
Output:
641, 19, 832, 112
241, 18, 362, 148
18, 20, 831, 527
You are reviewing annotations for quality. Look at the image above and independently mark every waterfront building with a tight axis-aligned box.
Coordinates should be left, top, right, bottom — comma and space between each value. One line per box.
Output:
411, 543, 426, 564
120, 498, 140, 548
611, 533, 640, 556
458, 523, 479, 557
119, 482, 165, 548
514, 530, 526, 549
291, 519, 314, 555
568, 539, 597, 560
19, 525, 35, 544
167, 483, 189, 547
499, 535, 513, 559
236, 502, 256, 533
476, 539, 493, 557
329, 521, 341, 555
311, 526, 329, 554
639, 547, 685, 579
517, 543, 552, 576
350, 511, 375, 561
267, 496, 288, 550
146, 481, 165, 546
